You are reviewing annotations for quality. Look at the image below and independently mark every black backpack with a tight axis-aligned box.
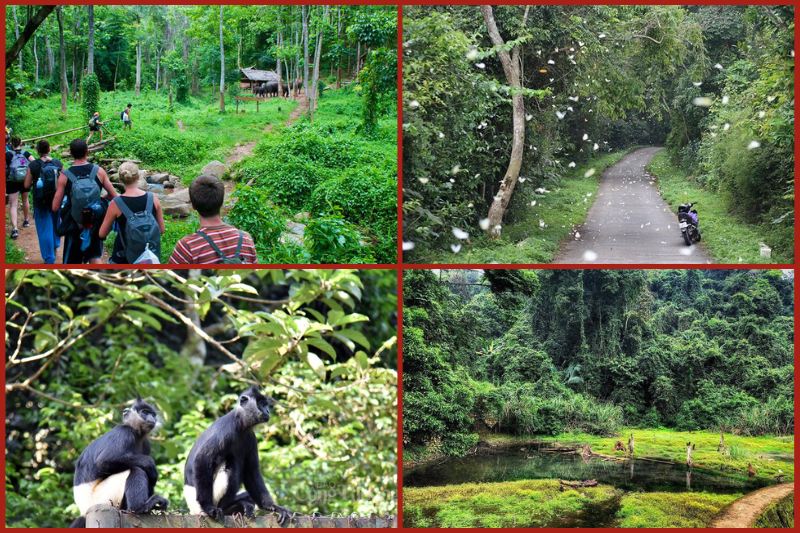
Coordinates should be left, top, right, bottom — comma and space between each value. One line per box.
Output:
196, 230, 245, 264
114, 193, 161, 264
33, 159, 60, 205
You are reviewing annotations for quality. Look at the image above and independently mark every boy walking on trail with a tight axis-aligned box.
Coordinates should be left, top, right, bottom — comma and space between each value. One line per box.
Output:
87, 112, 104, 143
51, 139, 117, 264
5, 136, 33, 240
169, 175, 256, 264
121, 104, 132, 130
23, 140, 63, 263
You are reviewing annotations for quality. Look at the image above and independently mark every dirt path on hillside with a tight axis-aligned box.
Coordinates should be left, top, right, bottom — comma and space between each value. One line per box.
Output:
554, 146, 712, 264
6, 209, 43, 263
709, 483, 793, 528
222, 94, 308, 200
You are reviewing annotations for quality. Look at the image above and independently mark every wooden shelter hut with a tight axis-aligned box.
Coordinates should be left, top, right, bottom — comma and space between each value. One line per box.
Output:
240, 67, 280, 93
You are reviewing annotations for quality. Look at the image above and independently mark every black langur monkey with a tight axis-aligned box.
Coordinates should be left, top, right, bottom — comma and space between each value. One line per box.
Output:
183, 386, 291, 523
70, 399, 168, 527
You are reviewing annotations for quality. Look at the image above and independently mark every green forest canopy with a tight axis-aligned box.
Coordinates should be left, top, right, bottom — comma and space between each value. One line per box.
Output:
402, 5, 794, 259
5, 4, 396, 112
5, 269, 397, 527
403, 269, 793, 456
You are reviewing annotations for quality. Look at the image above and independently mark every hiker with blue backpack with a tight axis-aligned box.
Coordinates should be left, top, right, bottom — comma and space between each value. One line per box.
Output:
98, 161, 165, 264
22, 140, 62, 263
5, 136, 33, 240
51, 139, 117, 264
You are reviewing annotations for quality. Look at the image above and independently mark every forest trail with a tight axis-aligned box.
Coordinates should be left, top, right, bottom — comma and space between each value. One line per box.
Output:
7, 209, 49, 263
224, 93, 308, 167
222, 93, 308, 200
7, 95, 310, 264
554, 147, 712, 264
709, 483, 793, 528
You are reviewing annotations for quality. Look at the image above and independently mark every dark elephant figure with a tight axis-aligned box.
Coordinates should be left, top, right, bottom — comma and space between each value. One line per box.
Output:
265, 81, 279, 97
253, 83, 266, 97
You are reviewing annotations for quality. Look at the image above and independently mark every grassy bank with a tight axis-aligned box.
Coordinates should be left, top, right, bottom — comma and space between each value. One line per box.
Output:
616, 491, 740, 528
647, 151, 790, 263
412, 151, 630, 263
403, 479, 738, 528
753, 491, 794, 528
533, 428, 794, 480
403, 479, 619, 528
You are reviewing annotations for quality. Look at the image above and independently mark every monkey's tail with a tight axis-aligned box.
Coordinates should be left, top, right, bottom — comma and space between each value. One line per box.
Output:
69, 516, 86, 528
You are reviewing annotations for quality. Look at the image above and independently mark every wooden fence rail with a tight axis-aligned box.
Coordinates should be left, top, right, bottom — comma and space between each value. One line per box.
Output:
85, 505, 397, 528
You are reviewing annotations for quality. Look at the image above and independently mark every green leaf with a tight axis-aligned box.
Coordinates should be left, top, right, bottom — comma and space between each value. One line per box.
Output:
305, 351, 326, 379
337, 328, 371, 350
306, 337, 337, 359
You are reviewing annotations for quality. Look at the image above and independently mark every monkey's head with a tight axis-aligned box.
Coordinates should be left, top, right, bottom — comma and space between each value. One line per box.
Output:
123, 399, 159, 436
235, 386, 276, 428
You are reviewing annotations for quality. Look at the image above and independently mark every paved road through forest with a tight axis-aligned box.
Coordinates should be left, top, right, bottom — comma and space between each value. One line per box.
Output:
555, 146, 712, 264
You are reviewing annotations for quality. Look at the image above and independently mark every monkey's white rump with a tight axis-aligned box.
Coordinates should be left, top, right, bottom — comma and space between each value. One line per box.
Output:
184, 466, 229, 514
73, 470, 131, 515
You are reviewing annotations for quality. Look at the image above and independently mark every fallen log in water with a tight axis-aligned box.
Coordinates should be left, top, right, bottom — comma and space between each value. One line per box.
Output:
559, 479, 599, 490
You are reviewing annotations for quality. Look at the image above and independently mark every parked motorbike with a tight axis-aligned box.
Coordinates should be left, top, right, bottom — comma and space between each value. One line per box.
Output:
677, 202, 701, 246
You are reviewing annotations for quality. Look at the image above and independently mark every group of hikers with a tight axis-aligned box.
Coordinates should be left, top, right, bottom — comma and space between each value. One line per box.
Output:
6, 128, 257, 264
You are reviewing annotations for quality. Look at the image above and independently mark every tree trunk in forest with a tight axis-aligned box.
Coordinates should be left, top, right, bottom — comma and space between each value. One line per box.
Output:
302, 5, 310, 99
87, 6, 95, 75
191, 56, 199, 95
237, 34, 242, 70
13, 6, 23, 71
57, 7, 67, 113
113, 54, 120, 90
336, 7, 342, 88
219, 6, 225, 113
480, 5, 526, 238
181, 270, 208, 366
45, 22, 55, 80
294, 27, 300, 98
5, 5, 54, 71
155, 49, 161, 93
33, 36, 40, 84
276, 31, 283, 97
310, 6, 326, 120
354, 41, 361, 76
135, 43, 142, 96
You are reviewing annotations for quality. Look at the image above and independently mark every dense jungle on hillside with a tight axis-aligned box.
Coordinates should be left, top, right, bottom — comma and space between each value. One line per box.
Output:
403, 269, 794, 527
5, 4, 397, 264
5, 269, 398, 527
402, 5, 794, 263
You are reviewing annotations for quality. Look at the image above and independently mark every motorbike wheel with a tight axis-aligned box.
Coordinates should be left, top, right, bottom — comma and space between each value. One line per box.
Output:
682, 231, 692, 246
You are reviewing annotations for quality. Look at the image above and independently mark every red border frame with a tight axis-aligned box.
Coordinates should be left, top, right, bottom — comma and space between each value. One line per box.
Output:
1, 1, 798, 531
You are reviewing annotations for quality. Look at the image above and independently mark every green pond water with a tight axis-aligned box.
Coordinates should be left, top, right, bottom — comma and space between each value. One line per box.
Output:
404, 445, 770, 493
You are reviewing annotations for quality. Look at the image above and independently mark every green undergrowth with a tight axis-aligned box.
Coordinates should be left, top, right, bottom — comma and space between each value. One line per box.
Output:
648, 151, 790, 263
413, 150, 630, 264
753, 491, 794, 528
535, 428, 794, 480
230, 87, 397, 263
404, 478, 740, 528
8, 90, 296, 182
616, 491, 740, 528
403, 479, 619, 528
5, 236, 26, 264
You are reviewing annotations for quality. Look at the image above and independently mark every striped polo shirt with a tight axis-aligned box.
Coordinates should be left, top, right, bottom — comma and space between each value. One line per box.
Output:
169, 224, 257, 264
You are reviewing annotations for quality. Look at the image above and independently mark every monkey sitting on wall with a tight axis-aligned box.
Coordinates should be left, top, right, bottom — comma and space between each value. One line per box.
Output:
183, 386, 291, 523
70, 399, 168, 527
